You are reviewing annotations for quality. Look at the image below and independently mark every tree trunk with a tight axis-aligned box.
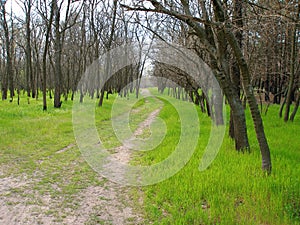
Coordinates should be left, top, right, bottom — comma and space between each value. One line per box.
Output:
217, 72, 249, 150
41, 0, 55, 111
229, 0, 243, 145
98, 0, 117, 107
284, 21, 297, 121
98, 89, 105, 107
290, 91, 299, 122
53, 1, 62, 108
1, 44, 8, 100
223, 21, 272, 173
1, 2, 14, 102
25, 0, 35, 98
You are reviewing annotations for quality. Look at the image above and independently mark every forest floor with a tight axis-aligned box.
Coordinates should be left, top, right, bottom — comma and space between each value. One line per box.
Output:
0, 89, 161, 225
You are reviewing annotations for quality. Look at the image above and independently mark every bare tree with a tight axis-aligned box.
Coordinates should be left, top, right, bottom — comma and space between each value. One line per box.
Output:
23, 0, 35, 99
38, 0, 55, 110
284, 1, 299, 122
98, 0, 118, 107
0, 0, 14, 101
122, 0, 272, 173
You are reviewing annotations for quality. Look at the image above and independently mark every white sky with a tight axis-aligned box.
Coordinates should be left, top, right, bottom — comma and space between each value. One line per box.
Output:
5, 0, 82, 17
5, 0, 24, 18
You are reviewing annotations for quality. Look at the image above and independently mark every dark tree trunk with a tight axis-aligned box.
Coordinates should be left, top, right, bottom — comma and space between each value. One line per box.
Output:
98, 0, 117, 107
219, 77, 249, 150
1, 2, 13, 102
204, 0, 248, 149
229, 0, 244, 145
284, 7, 298, 121
223, 20, 272, 173
1, 45, 8, 100
25, 0, 35, 98
41, 0, 55, 111
53, 1, 62, 108
290, 91, 299, 121
98, 89, 105, 107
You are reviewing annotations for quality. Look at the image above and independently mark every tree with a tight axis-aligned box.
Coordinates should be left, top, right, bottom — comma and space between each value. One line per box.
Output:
123, 0, 271, 173
284, 1, 299, 122
52, 0, 63, 108
23, 0, 35, 99
98, 0, 118, 107
0, 0, 14, 101
38, 0, 55, 110
229, 0, 244, 143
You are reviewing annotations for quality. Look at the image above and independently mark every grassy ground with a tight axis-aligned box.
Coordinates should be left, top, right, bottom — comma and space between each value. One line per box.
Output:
0, 94, 146, 224
0, 96, 107, 222
136, 89, 300, 225
0, 90, 299, 224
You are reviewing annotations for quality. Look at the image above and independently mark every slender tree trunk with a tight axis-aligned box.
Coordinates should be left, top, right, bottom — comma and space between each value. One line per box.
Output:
207, 0, 271, 173
229, 0, 243, 143
53, 1, 62, 108
25, 0, 34, 98
215, 70, 249, 150
284, 21, 297, 121
290, 91, 299, 122
204, 0, 248, 149
98, 89, 105, 107
41, 0, 55, 111
1, 44, 8, 100
1, 2, 14, 102
98, 0, 118, 107
223, 22, 272, 174
90, 0, 100, 99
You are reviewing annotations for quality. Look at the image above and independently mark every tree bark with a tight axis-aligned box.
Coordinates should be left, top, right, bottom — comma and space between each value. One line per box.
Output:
147, 0, 250, 150
98, 0, 118, 107
229, 0, 243, 144
202, 0, 271, 173
290, 91, 299, 122
1, 1, 14, 101
53, 0, 62, 108
222, 20, 272, 173
25, 0, 34, 98
1, 38, 8, 100
41, 0, 55, 111
284, 10, 298, 121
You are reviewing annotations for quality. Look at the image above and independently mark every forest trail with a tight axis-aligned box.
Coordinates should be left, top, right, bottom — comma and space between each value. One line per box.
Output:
102, 88, 163, 185
0, 89, 162, 225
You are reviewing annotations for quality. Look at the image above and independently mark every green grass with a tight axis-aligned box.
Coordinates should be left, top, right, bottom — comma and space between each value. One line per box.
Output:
0, 93, 135, 221
0, 89, 299, 224
0, 90, 164, 222
0, 96, 105, 214
135, 89, 300, 225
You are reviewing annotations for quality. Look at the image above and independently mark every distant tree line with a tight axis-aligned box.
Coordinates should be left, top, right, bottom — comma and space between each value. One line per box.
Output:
0, 0, 145, 109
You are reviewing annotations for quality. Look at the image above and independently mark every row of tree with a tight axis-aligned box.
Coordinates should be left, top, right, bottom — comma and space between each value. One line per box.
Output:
0, 0, 299, 174
0, 0, 147, 109
122, 0, 300, 174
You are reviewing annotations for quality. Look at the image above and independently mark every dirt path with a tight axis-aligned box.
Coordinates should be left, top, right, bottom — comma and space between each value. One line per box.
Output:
102, 106, 162, 185
0, 89, 161, 225
0, 172, 143, 225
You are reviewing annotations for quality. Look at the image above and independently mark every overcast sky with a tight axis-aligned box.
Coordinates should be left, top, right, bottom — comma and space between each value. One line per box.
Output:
5, 0, 23, 18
